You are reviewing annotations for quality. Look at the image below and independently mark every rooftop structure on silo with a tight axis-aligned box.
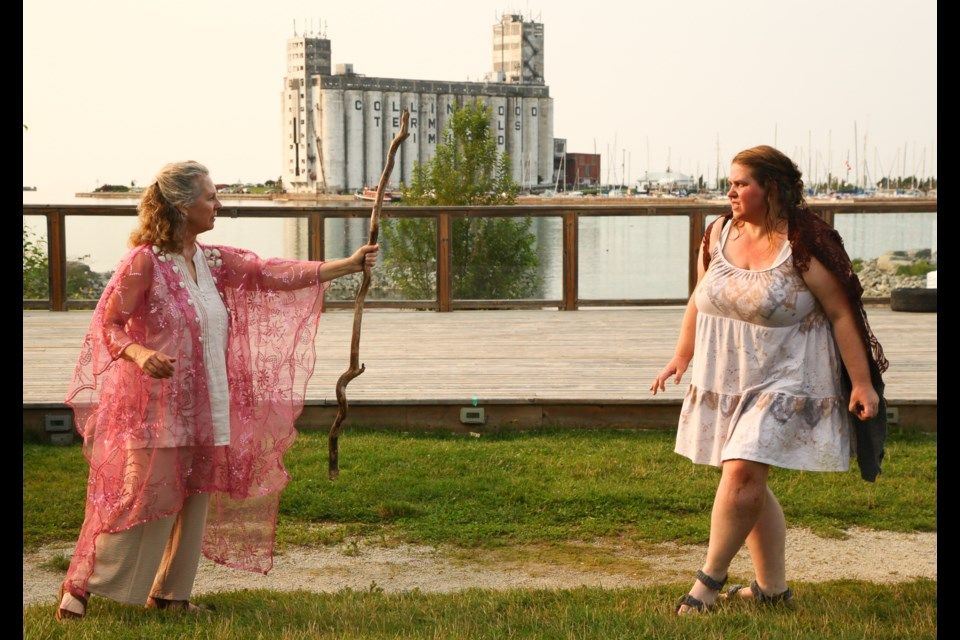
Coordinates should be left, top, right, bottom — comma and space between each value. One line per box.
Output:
492, 13, 544, 85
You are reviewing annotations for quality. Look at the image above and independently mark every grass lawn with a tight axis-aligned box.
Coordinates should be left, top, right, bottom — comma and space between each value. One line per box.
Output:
23, 429, 936, 638
24, 429, 936, 551
24, 580, 936, 639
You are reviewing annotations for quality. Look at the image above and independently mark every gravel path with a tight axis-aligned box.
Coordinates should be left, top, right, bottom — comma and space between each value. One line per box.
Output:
23, 527, 935, 606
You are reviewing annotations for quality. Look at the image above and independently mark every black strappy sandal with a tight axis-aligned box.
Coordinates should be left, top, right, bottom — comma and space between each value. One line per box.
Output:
147, 596, 216, 613
674, 569, 728, 614
725, 579, 794, 605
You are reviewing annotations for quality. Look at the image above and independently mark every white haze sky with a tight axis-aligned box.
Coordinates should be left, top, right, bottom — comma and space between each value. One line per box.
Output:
23, 0, 936, 193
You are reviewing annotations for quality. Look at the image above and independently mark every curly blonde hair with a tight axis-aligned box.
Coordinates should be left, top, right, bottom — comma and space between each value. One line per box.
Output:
129, 161, 209, 252
731, 145, 807, 241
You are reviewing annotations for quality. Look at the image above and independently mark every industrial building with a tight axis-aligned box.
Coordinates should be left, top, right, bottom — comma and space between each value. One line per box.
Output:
565, 153, 602, 189
550, 139, 601, 191
636, 171, 697, 194
282, 14, 554, 193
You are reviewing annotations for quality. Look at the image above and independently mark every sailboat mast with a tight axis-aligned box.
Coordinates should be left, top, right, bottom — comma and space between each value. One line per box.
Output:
646, 137, 650, 177
862, 131, 869, 189
902, 141, 907, 186
813, 154, 818, 194
620, 149, 627, 186
921, 146, 926, 190
873, 148, 881, 188
610, 134, 623, 186
853, 122, 859, 189
715, 134, 720, 190
605, 144, 611, 187
827, 130, 832, 190
911, 143, 917, 189
555, 144, 564, 192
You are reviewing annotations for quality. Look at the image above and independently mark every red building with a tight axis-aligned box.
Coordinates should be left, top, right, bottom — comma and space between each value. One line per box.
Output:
564, 153, 601, 189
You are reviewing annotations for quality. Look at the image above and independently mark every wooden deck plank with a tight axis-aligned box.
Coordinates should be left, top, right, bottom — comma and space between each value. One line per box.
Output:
23, 307, 936, 405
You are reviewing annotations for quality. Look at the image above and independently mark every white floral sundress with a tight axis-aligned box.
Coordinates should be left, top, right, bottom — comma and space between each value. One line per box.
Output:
674, 222, 852, 471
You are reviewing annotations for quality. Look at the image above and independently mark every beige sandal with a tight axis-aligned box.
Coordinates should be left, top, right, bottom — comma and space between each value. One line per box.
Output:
54, 583, 88, 622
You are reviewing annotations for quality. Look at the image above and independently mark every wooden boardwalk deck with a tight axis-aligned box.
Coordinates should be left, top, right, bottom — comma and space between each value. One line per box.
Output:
23, 307, 936, 431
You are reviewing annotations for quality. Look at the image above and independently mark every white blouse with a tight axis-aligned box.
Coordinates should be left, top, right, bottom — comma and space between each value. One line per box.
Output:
174, 250, 231, 446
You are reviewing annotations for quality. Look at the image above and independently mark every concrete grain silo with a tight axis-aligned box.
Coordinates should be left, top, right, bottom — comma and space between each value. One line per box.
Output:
507, 96, 523, 184
437, 93, 457, 146
363, 90, 384, 188
522, 97, 539, 188
401, 91, 419, 185
538, 97, 553, 186
419, 93, 438, 165
489, 95, 507, 159
319, 88, 345, 191
344, 89, 364, 191
382, 91, 402, 188
282, 14, 553, 194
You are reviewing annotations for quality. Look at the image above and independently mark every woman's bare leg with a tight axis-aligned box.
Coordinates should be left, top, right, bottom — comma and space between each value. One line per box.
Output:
735, 485, 788, 597
678, 459, 769, 613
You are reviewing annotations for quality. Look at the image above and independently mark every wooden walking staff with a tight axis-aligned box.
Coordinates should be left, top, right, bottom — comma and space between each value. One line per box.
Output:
328, 109, 410, 480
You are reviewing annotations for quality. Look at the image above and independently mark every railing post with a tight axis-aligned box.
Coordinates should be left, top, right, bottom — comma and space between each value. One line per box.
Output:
47, 211, 67, 311
820, 209, 835, 228
562, 212, 579, 310
307, 212, 325, 261
688, 210, 705, 296
437, 212, 452, 312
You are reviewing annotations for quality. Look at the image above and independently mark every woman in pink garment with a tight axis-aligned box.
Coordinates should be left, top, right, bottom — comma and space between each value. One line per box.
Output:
57, 160, 378, 620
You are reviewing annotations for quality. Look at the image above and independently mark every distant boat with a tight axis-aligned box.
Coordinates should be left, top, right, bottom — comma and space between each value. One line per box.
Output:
355, 187, 397, 202
23, 186, 37, 191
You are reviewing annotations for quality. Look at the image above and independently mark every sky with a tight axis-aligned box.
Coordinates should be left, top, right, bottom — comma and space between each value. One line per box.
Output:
23, 0, 936, 194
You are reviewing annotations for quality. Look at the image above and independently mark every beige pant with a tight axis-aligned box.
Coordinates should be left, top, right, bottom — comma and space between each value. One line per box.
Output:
86, 492, 210, 605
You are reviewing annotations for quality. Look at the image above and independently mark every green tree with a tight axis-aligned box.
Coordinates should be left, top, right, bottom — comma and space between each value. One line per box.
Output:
384, 99, 539, 300
23, 226, 48, 299
66, 259, 109, 300
22, 226, 109, 301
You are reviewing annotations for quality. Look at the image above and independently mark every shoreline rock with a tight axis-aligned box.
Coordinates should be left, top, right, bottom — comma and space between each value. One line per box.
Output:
856, 252, 932, 297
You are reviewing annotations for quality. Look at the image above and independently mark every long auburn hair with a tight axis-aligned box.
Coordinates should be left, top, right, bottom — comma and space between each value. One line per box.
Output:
730, 145, 808, 244
129, 161, 209, 253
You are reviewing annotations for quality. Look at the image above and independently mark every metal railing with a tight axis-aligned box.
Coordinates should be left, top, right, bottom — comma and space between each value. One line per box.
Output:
23, 199, 937, 312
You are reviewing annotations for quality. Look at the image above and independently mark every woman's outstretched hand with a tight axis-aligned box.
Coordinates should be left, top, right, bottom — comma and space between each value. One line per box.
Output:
351, 243, 380, 271
650, 355, 691, 395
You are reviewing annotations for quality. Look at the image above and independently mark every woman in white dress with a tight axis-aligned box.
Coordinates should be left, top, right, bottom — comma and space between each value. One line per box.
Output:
651, 145, 886, 614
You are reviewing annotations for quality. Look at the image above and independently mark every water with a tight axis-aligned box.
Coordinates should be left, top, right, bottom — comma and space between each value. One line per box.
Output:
23, 191, 937, 301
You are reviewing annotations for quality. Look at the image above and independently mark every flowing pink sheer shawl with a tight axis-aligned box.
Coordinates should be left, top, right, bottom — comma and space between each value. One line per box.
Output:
63, 243, 328, 595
